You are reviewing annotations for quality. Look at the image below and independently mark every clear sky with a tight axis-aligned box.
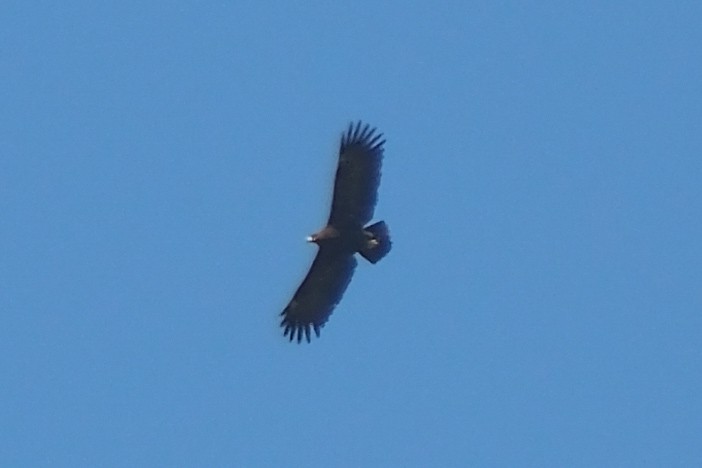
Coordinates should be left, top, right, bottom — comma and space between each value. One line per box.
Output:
2, 2, 701, 466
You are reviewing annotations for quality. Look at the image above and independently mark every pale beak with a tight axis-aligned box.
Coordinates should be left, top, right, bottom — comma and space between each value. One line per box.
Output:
306, 236, 315, 242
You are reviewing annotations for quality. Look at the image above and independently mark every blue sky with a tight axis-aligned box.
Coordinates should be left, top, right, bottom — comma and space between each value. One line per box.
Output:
2, 2, 701, 466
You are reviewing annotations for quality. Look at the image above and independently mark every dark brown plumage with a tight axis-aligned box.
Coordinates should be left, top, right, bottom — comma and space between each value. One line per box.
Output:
280, 122, 392, 343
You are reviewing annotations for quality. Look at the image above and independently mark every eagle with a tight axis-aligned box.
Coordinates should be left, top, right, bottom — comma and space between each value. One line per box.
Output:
280, 121, 392, 343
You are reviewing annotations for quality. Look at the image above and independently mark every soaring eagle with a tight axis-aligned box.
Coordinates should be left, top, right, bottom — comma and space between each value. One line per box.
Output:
280, 121, 392, 343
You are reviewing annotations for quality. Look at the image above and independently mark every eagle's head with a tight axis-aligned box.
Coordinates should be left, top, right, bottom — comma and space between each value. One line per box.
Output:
306, 226, 339, 244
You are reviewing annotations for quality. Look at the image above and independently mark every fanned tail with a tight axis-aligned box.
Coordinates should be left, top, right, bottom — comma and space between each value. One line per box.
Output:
359, 221, 391, 264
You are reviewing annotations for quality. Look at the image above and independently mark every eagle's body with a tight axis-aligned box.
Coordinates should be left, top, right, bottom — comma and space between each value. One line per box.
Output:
280, 122, 391, 343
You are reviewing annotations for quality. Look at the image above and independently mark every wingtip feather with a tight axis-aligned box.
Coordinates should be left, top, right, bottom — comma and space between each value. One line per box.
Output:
341, 120, 385, 154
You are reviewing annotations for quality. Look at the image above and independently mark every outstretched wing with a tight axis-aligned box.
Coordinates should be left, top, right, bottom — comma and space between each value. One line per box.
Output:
328, 121, 385, 229
280, 248, 357, 343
